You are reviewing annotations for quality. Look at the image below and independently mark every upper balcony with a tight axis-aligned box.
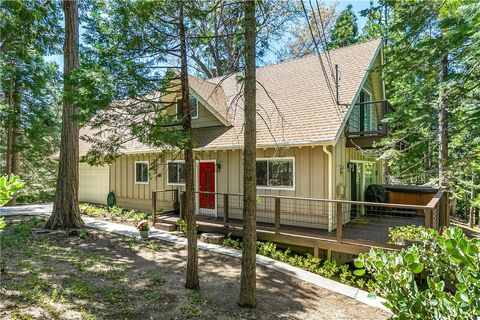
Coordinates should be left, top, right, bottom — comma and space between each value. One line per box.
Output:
345, 100, 393, 149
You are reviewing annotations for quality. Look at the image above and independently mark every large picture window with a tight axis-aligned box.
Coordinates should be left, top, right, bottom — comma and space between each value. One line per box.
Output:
167, 161, 186, 185
135, 161, 149, 184
176, 96, 198, 119
256, 158, 294, 189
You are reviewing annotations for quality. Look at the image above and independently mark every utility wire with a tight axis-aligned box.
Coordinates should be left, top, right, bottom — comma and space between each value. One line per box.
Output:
300, 0, 340, 118
313, 0, 335, 79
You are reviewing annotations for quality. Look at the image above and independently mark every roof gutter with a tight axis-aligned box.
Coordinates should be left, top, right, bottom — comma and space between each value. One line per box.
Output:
323, 145, 334, 232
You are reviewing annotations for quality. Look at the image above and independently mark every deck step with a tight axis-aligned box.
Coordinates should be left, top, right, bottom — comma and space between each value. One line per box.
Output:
155, 222, 176, 232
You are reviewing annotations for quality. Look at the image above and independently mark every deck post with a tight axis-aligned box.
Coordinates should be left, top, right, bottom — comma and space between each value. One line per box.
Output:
327, 249, 332, 261
313, 241, 319, 258
336, 202, 343, 242
424, 208, 432, 228
152, 191, 157, 225
275, 197, 281, 234
223, 194, 229, 227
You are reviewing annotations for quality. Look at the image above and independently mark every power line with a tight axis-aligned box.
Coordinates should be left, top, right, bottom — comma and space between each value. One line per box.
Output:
300, 0, 340, 118
313, 0, 335, 79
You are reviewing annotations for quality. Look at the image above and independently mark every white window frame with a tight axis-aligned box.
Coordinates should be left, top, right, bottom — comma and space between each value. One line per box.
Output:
256, 157, 295, 191
134, 161, 149, 184
167, 160, 186, 186
176, 96, 199, 120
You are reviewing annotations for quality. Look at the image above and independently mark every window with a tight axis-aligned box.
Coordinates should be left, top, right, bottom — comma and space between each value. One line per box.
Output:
176, 96, 198, 119
135, 161, 149, 184
349, 89, 375, 133
167, 161, 185, 185
256, 158, 294, 189
360, 90, 374, 131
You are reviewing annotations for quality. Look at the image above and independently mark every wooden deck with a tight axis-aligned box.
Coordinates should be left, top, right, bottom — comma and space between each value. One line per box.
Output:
152, 189, 448, 258
155, 213, 421, 256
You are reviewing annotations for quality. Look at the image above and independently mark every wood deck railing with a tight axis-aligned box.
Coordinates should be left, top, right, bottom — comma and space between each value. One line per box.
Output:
152, 189, 449, 255
151, 189, 179, 225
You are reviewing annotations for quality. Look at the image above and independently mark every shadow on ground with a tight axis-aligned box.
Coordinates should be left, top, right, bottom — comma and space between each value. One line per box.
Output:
0, 215, 389, 320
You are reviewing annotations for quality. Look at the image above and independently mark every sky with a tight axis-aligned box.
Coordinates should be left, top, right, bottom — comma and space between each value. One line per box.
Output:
44, 0, 374, 70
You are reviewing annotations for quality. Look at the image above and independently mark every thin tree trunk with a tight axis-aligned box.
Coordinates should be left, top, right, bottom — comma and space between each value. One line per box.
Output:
239, 0, 257, 308
8, 81, 21, 206
469, 173, 476, 228
180, 4, 199, 290
46, 0, 84, 229
6, 73, 14, 176
438, 54, 448, 187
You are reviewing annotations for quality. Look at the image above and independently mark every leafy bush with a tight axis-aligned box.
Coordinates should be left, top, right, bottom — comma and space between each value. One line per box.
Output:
0, 175, 24, 230
0, 175, 24, 206
107, 192, 116, 207
355, 227, 480, 319
388, 225, 429, 245
223, 235, 369, 288
79, 204, 150, 224
223, 233, 242, 249
177, 219, 187, 234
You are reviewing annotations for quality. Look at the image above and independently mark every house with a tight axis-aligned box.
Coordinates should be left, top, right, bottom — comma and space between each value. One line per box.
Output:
78, 39, 391, 233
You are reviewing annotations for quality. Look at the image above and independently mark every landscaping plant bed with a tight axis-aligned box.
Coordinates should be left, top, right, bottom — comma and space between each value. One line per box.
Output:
0, 215, 389, 320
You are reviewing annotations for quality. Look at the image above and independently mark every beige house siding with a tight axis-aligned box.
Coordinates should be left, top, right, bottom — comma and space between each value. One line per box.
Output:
107, 146, 331, 228
166, 93, 224, 128
332, 134, 384, 226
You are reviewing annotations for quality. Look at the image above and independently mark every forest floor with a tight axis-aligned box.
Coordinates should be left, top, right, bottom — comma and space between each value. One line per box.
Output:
0, 215, 390, 320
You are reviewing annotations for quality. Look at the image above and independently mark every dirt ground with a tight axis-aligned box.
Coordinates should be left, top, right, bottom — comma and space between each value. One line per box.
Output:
0, 216, 390, 320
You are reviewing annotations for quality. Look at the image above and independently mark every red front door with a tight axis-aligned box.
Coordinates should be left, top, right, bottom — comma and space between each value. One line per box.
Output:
199, 162, 215, 209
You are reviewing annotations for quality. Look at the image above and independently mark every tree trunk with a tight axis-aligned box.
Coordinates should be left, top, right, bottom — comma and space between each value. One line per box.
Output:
46, 0, 84, 229
239, 0, 257, 308
469, 173, 476, 228
6, 74, 14, 176
180, 4, 199, 290
6, 70, 20, 206
438, 54, 448, 187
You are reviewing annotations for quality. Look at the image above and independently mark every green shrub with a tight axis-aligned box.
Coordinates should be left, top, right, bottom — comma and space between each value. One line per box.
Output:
388, 225, 429, 245
355, 227, 480, 319
177, 219, 187, 234
107, 192, 116, 207
222, 237, 370, 288
0, 175, 23, 206
223, 233, 242, 249
79, 204, 150, 224
0, 175, 23, 230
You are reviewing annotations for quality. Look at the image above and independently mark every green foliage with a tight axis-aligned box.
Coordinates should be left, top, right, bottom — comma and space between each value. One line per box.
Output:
79, 204, 150, 224
0, 175, 23, 206
359, 0, 480, 218
223, 235, 369, 287
388, 225, 429, 245
329, 4, 359, 49
107, 191, 116, 208
356, 227, 480, 318
0, 1, 62, 204
177, 219, 188, 234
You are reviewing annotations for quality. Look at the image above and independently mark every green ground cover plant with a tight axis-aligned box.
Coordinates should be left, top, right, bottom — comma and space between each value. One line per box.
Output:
79, 203, 150, 224
222, 233, 377, 291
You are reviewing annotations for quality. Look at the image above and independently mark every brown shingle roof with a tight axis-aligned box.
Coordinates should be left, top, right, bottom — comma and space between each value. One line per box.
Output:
80, 39, 382, 155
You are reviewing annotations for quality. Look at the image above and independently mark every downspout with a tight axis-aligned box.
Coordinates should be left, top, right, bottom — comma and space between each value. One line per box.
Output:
323, 145, 333, 232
